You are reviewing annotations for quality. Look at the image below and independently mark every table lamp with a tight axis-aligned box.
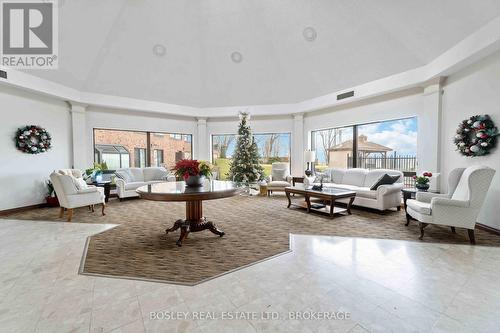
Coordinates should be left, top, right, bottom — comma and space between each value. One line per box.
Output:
304, 150, 316, 176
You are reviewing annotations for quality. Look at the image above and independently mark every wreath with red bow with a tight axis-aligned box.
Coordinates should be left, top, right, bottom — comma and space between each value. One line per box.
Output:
15, 125, 52, 154
454, 115, 497, 157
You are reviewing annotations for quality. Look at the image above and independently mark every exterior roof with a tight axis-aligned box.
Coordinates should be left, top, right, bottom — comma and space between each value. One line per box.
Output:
329, 135, 392, 153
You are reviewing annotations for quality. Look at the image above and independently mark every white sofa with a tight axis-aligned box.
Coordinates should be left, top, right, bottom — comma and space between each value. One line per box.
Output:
50, 170, 106, 221
305, 168, 404, 211
406, 165, 495, 244
115, 167, 176, 199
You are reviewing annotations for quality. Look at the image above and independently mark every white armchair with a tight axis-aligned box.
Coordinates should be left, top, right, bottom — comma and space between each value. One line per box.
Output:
406, 165, 495, 244
266, 162, 292, 196
50, 171, 106, 222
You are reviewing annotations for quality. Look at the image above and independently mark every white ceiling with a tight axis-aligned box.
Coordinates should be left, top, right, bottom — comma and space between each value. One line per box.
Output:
25, 0, 500, 107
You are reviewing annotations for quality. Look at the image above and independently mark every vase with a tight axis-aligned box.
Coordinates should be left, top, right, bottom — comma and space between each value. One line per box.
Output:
185, 175, 205, 187
416, 183, 430, 191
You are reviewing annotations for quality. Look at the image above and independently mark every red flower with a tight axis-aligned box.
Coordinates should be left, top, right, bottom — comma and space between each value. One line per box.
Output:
412, 175, 417, 180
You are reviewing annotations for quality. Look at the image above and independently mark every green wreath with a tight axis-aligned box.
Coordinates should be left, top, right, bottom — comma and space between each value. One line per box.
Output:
15, 125, 52, 154
454, 115, 497, 157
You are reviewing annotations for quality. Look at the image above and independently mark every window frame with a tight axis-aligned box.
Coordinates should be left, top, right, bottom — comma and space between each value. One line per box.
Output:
310, 116, 417, 170
210, 132, 292, 165
93, 128, 193, 169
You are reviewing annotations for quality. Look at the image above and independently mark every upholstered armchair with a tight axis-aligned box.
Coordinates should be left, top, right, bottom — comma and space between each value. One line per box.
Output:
50, 171, 106, 222
266, 162, 292, 196
406, 165, 495, 244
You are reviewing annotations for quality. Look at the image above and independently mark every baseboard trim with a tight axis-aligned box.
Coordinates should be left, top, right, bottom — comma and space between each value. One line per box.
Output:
0, 203, 47, 216
476, 223, 500, 236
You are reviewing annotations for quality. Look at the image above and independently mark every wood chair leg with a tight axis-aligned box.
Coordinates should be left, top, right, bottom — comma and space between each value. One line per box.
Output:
91, 205, 95, 213
59, 207, 64, 218
451, 226, 456, 233
67, 209, 74, 222
468, 229, 476, 245
418, 222, 428, 240
405, 213, 411, 226
101, 203, 106, 216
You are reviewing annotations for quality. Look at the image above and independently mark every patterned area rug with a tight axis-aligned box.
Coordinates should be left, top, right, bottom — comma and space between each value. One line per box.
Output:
5, 195, 500, 284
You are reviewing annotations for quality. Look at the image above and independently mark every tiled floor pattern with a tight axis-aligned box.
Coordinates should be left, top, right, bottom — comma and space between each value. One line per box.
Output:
1, 218, 500, 332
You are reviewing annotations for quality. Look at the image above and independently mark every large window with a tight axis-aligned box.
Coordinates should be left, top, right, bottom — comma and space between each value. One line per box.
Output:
212, 133, 291, 180
94, 129, 192, 170
311, 117, 418, 186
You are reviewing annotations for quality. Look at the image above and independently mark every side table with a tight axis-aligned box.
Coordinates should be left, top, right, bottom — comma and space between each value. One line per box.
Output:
292, 176, 305, 186
93, 181, 116, 202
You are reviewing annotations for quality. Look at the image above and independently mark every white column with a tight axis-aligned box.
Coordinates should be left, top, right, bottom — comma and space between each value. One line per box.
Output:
196, 117, 209, 161
68, 102, 88, 169
418, 79, 444, 190
292, 113, 304, 176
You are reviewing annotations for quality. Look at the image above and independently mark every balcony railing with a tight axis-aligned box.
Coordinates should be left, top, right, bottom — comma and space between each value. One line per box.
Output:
347, 155, 417, 188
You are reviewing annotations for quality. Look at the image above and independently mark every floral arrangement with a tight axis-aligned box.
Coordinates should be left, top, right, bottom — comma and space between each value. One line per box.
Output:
15, 125, 52, 154
173, 159, 212, 180
454, 115, 498, 157
413, 172, 433, 185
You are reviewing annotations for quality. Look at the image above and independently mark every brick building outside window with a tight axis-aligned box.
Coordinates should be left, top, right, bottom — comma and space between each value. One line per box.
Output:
94, 129, 192, 170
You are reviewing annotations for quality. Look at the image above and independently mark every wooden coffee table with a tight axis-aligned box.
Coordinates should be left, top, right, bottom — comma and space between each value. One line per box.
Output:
285, 185, 356, 218
137, 180, 242, 246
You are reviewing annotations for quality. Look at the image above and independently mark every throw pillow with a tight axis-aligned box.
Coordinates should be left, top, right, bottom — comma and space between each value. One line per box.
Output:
69, 175, 87, 191
370, 174, 399, 190
272, 168, 287, 181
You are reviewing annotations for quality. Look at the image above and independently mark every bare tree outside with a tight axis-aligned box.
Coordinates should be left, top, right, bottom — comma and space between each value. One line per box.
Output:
317, 128, 343, 165
213, 135, 234, 159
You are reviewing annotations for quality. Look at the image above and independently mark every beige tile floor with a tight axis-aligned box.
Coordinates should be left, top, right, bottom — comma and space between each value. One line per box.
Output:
1, 218, 500, 333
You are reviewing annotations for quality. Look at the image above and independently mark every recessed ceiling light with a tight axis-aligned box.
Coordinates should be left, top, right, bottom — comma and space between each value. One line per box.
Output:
231, 51, 243, 63
152, 44, 166, 57
303, 27, 317, 42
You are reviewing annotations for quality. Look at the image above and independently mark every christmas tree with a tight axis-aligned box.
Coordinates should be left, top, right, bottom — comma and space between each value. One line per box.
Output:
228, 113, 264, 184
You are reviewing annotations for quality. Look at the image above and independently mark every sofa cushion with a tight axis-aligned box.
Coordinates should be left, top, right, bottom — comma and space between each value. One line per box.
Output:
124, 181, 148, 190
355, 187, 377, 199
326, 184, 358, 191
128, 168, 144, 182
342, 169, 368, 187
115, 169, 134, 183
407, 199, 432, 215
143, 167, 168, 181
272, 168, 287, 181
268, 180, 291, 189
329, 169, 346, 184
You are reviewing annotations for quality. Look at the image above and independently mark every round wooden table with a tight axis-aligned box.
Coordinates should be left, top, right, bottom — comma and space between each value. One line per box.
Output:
137, 180, 242, 246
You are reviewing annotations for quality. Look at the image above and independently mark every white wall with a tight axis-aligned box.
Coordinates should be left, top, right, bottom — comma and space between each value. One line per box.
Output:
441, 51, 500, 229
85, 108, 197, 167
0, 86, 72, 210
